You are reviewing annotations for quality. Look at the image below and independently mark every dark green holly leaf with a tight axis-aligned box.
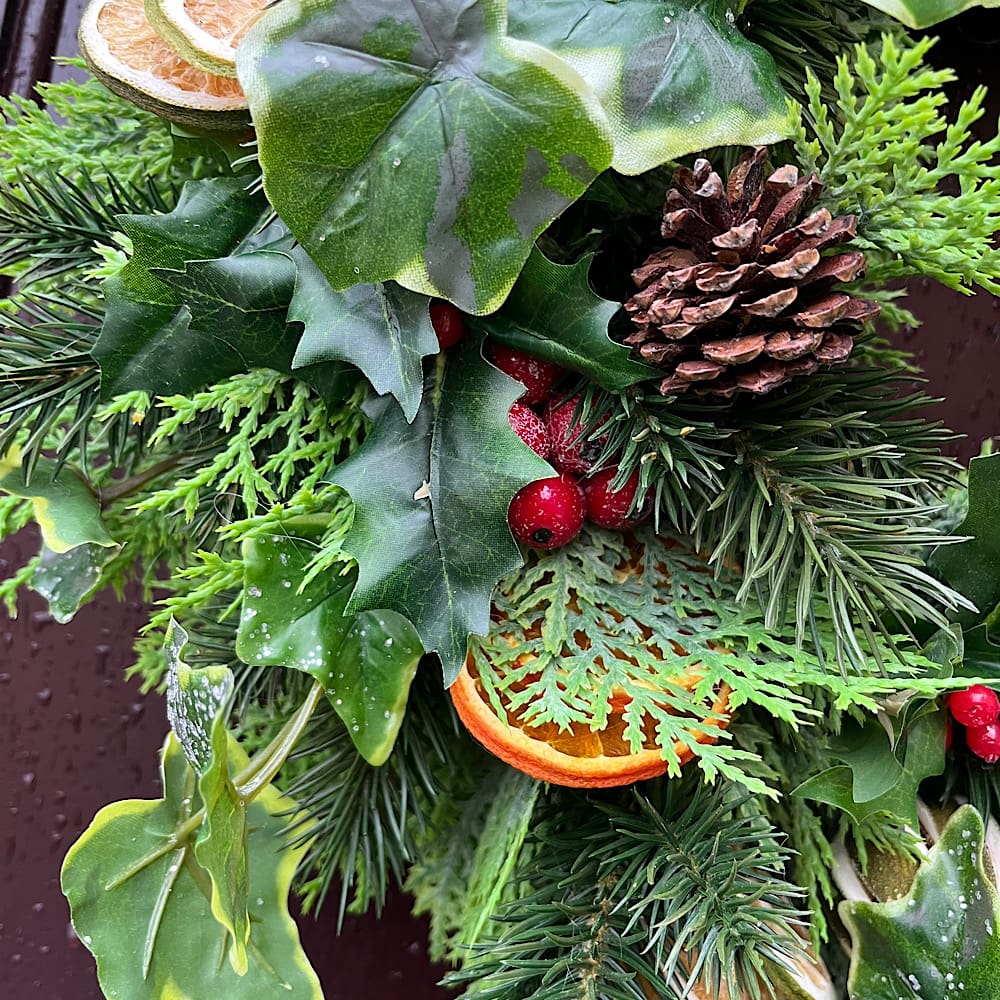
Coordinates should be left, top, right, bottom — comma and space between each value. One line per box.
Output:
61, 735, 322, 1000
842, 805, 1000, 999
94, 177, 305, 399
31, 543, 113, 623
861, 0, 1000, 28
794, 712, 946, 828
830, 719, 904, 804
237, 0, 614, 314
288, 247, 438, 422
506, 0, 790, 174
0, 450, 115, 553
932, 451, 1000, 626
330, 337, 552, 684
474, 249, 653, 389
236, 516, 423, 764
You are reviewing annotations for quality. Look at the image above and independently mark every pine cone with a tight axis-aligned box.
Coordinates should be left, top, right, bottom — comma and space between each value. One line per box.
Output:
623, 148, 880, 398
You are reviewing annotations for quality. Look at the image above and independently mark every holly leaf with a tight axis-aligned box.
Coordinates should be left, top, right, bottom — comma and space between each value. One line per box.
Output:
288, 247, 438, 422
0, 450, 115, 553
861, 0, 1000, 28
507, 0, 790, 174
61, 735, 322, 1000
793, 712, 945, 829
842, 805, 1000, 999
31, 542, 114, 623
237, 0, 614, 314
236, 516, 423, 764
932, 451, 1000, 626
330, 337, 552, 684
94, 178, 314, 399
474, 249, 654, 389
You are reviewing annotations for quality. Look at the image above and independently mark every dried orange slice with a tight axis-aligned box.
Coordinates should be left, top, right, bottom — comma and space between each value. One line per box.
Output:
451, 655, 731, 788
78, 0, 249, 130
145, 0, 267, 77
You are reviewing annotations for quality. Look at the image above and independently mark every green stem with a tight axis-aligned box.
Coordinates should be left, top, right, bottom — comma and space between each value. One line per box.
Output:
99, 456, 187, 507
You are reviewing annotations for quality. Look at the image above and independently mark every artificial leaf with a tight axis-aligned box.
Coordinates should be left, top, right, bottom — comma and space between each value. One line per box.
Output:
842, 805, 1000, 999
794, 713, 945, 828
474, 249, 654, 389
31, 543, 113, 623
238, 0, 614, 314
963, 612, 1000, 680
164, 618, 235, 774
61, 735, 323, 1000
0, 450, 115, 553
829, 719, 904, 804
288, 247, 438, 422
932, 451, 1000, 626
507, 0, 790, 174
860, 0, 1000, 28
236, 516, 423, 765
94, 177, 303, 399
330, 336, 552, 684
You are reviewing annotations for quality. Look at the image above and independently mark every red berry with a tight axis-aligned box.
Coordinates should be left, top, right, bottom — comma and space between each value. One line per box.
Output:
948, 685, 1000, 728
545, 395, 607, 475
508, 474, 585, 549
966, 722, 1000, 763
430, 301, 464, 349
584, 467, 642, 529
508, 402, 550, 458
487, 343, 563, 404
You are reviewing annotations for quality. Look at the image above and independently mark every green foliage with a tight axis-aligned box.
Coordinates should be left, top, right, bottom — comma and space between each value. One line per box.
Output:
842, 805, 1000, 999
331, 339, 551, 684
861, 0, 1000, 28
792, 34, 1000, 295
450, 779, 809, 1000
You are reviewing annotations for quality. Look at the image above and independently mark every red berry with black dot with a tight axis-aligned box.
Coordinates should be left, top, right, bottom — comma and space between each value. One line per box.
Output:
545, 395, 606, 475
488, 343, 564, 404
584, 467, 642, 529
508, 401, 550, 459
948, 684, 1000, 728
508, 474, 585, 549
430, 301, 464, 349
966, 721, 1000, 764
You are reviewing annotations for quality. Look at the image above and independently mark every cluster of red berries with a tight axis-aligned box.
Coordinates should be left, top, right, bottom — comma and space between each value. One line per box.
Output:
947, 685, 1000, 763
429, 303, 643, 551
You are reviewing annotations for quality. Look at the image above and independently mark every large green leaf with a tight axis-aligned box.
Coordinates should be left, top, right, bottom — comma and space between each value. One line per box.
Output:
842, 805, 1000, 999
861, 0, 1000, 28
473, 249, 654, 389
932, 452, 1000, 626
288, 246, 438, 422
330, 337, 552, 684
237, 0, 614, 314
507, 0, 790, 175
61, 735, 323, 1000
236, 516, 423, 764
0, 450, 115, 553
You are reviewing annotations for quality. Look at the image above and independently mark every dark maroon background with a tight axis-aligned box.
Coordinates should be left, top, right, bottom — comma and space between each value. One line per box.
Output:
1, 5, 999, 998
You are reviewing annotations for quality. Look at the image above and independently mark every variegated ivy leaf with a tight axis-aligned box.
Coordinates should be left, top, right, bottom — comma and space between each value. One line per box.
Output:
861, 0, 1000, 28
237, 0, 614, 314
507, 0, 791, 175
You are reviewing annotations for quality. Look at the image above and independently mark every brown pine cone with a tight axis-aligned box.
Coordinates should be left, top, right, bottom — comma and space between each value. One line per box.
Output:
623, 148, 880, 398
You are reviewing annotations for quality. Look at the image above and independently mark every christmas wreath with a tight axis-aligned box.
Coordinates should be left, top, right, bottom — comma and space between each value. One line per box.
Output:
3, 0, 1000, 997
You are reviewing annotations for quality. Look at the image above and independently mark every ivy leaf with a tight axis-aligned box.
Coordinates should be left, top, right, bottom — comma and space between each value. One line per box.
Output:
31, 543, 114, 623
932, 451, 1000, 627
793, 712, 946, 829
236, 516, 423, 765
94, 177, 306, 399
0, 450, 115, 553
238, 0, 614, 314
842, 805, 1000, 999
330, 337, 552, 684
61, 735, 322, 1000
288, 246, 438, 422
860, 0, 1000, 28
473, 249, 654, 389
506, 0, 790, 174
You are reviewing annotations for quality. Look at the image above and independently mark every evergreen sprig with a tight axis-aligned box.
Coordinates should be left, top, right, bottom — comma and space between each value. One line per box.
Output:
792, 33, 1000, 294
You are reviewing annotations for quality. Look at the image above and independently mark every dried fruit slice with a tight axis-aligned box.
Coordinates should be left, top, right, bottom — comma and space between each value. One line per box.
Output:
78, 0, 249, 130
145, 0, 267, 77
